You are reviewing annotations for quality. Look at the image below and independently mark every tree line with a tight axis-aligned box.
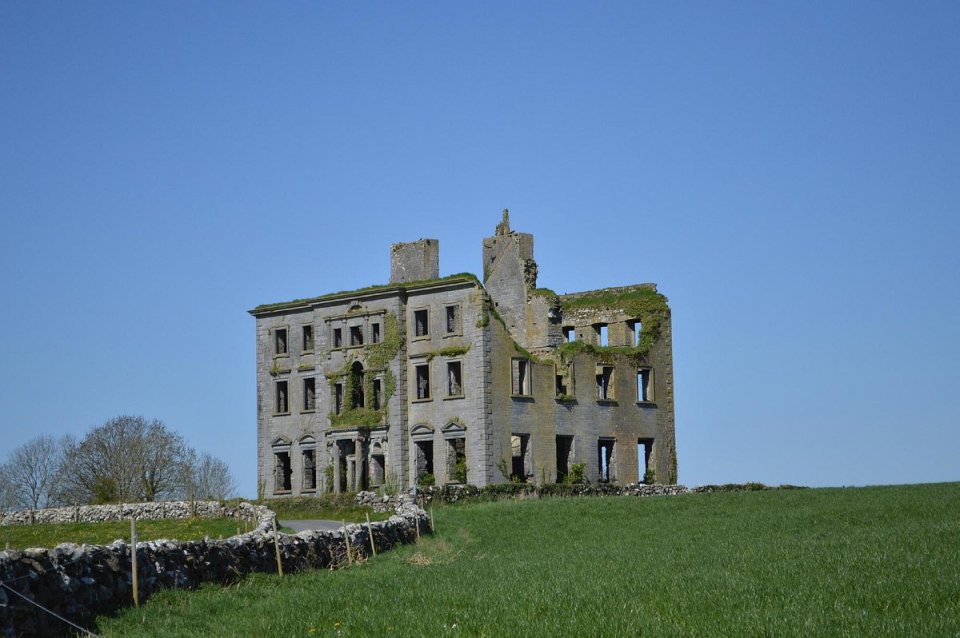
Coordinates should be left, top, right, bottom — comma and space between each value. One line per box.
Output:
0, 415, 236, 511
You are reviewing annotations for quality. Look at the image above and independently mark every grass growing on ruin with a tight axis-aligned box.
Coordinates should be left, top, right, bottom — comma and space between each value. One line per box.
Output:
264, 494, 391, 523
1, 518, 248, 550
97, 483, 960, 637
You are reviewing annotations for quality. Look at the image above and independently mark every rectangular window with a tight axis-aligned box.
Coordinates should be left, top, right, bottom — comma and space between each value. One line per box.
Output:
303, 377, 316, 411
350, 325, 364, 346
445, 305, 461, 334
563, 326, 576, 342
302, 325, 314, 352
274, 451, 292, 492
637, 368, 654, 402
414, 309, 429, 337
556, 435, 574, 483
333, 327, 343, 349
596, 366, 614, 400
415, 363, 431, 400
630, 320, 642, 347
274, 328, 288, 355
598, 439, 615, 482
596, 323, 608, 346
334, 383, 343, 414
372, 378, 382, 410
275, 380, 289, 414
371, 322, 381, 344
302, 449, 316, 491
555, 374, 567, 398
512, 359, 531, 396
511, 434, 530, 482
447, 361, 463, 397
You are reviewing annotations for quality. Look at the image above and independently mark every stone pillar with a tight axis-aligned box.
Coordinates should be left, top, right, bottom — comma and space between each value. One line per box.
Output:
333, 442, 342, 494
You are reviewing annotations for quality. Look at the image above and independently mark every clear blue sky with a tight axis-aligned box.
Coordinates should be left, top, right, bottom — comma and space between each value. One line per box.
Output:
2, 2, 958, 497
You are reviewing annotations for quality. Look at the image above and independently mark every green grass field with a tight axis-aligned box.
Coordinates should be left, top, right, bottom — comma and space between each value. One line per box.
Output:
96, 483, 960, 637
1, 518, 251, 550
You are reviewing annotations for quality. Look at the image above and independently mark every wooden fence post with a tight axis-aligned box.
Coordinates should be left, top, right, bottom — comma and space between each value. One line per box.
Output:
271, 517, 284, 577
365, 514, 377, 557
130, 518, 139, 607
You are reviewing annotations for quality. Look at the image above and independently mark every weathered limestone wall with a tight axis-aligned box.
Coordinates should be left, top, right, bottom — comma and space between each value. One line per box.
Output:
390, 239, 440, 283
0, 500, 430, 637
0, 501, 264, 527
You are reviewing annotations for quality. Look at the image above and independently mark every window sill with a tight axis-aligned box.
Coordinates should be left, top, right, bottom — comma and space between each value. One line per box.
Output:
444, 394, 465, 401
596, 399, 619, 406
555, 397, 577, 404
273, 490, 291, 495
636, 401, 658, 407
300, 489, 317, 494
511, 394, 534, 401
443, 331, 463, 338
300, 409, 316, 414
412, 335, 431, 342
301, 350, 314, 355
412, 397, 433, 403
273, 353, 290, 359
272, 412, 291, 417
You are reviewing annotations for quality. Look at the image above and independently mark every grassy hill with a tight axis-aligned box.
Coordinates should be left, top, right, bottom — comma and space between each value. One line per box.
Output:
96, 483, 960, 637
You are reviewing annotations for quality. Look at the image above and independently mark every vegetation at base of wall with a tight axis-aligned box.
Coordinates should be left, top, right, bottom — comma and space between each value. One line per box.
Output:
260, 494, 390, 523
417, 473, 435, 487
97, 483, 960, 638
252, 273, 482, 314
453, 459, 467, 484
560, 286, 669, 356
644, 467, 656, 485
0, 518, 247, 550
562, 463, 586, 485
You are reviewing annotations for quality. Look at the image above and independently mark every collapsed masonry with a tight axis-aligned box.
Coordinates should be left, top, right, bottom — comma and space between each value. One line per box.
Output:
250, 210, 677, 495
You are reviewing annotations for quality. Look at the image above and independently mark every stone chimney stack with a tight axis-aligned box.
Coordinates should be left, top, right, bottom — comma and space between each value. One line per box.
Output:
482, 210, 539, 345
390, 238, 440, 283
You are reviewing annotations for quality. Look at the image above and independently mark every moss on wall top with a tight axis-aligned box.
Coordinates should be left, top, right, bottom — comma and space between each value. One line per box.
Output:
560, 286, 669, 356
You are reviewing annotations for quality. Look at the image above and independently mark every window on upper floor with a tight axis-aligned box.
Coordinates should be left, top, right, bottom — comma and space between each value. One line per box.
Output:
595, 323, 608, 346
275, 380, 289, 414
371, 321, 381, 344
445, 305, 461, 334
512, 358, 531, 396
447, 361, 463, 397
629, 320, 642, 347
562, 326, 576, 343
415, 363, 431, 400
333, 327, 343, 349
274, 328, 288, 355
302, 325, 314, 352
596, 366, 614, 401
303, 377, 316, 411
637, 368, 654, 402
334, 383, 343, 414
350, 325, 364, 347
414, 309, 429, 338
372, 378, 382, 410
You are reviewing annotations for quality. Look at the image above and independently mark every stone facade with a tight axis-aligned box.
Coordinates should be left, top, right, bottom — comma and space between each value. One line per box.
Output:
250, 211, 677, 496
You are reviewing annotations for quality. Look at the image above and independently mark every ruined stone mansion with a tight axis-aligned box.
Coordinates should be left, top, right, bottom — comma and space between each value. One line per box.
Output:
250, 212, 676, 496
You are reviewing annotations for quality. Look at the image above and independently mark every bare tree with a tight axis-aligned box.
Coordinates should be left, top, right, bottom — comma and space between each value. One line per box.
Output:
61, 416, 194, 504
0, 435, 70, 510
188, 452, 237, 501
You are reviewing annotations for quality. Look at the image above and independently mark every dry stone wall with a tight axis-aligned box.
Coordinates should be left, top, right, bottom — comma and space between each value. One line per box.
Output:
0, 500, 266, 527
0, 501, 430, 637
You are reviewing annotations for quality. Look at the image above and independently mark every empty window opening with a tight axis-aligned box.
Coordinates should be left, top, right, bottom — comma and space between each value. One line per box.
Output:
350, 361, 365, 409
637, 368, 654, 402
350, 325, 364, 346
596, 366, 614, 400
563, 326, 576, 342
302, 325, 314, 352
274, 328, 288, 355
415, 440, 434, 482
447, 361, 463, 396
598, 439, 615, 482
555, 374, 567, 397
302, 449, 316, 491
556, 435, 574, 483
303, 377, 316, 411
511, 434, 531, 482
275, 381, 289, 414
447, 438, 466, 483
596, 324, 608, 346
445, 305, 461, 334
372, 378, 382, 410
333, 327, 343, 348
512, 359, 531, 396
274, 451, 292, 492
371, 322, 381, 344
415, 363, 431, 400
631, 320, 642, 347
334, 383, 343, 414
638, 439, 654, 484
370, 453, 385, 487
414, 309, 429, 337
